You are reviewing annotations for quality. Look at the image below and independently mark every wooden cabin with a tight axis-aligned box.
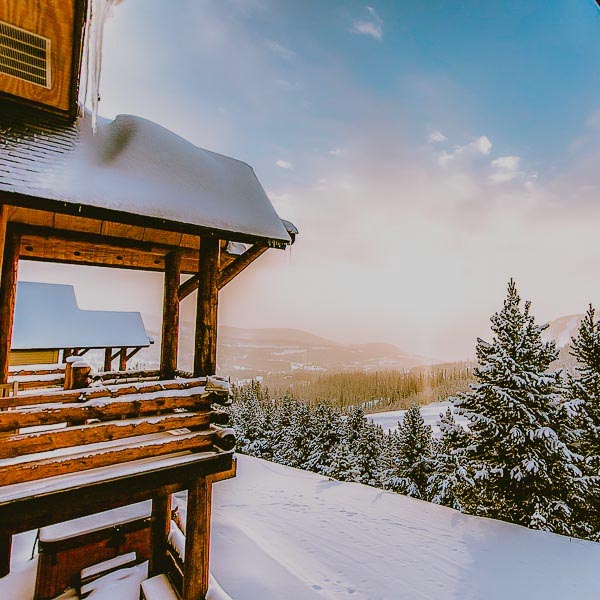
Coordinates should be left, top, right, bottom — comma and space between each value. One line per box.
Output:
10, 281, 153, 370
0, 1, 297, 598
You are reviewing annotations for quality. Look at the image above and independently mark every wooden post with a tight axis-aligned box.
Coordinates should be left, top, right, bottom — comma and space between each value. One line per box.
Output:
0, 227, 20, 385
160, 251, 181, 379
104, 347, 112, 372
182, 478, 211, 600
193, 237, 219, 377
119, 347, 127, 371
150, 492, 171, 576
0, 205, 7, 288
0, 531, 11, 578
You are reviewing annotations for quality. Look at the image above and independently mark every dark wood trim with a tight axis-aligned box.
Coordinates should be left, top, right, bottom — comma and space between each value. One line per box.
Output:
126, 346, 142, 361
0, 531, 11, 578
0, 227, 21, 384
160, 252, 181, 379
193, 238, 219, 377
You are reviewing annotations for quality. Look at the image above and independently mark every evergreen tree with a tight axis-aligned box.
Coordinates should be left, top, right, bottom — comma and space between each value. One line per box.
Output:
306, 403, 342, 475
353, 421, 383, 486
451, 279, 581, 535
427, 408, 470, 508
566, 305, 600, 539
328, 437, 360, 482
389, 404, 433, 499
278, 400, 315, 469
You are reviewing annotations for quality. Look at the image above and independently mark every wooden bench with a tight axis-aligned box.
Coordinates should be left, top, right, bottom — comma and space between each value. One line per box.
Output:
0, 376, 236, 600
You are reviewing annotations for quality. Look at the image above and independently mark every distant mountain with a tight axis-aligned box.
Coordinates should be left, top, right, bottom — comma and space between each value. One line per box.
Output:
143, 319, 432, 379
542, 314, 583, 348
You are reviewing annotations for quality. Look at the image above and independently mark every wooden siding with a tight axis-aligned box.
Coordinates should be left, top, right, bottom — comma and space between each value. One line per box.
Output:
10, 349, 59, 366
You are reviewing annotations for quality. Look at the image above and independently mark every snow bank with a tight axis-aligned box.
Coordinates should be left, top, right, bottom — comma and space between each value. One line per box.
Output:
367, 400, 469, 435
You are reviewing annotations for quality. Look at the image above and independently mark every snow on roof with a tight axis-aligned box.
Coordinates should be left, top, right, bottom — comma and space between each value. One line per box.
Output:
0, 103, 292, 246
12, 282, 151, 350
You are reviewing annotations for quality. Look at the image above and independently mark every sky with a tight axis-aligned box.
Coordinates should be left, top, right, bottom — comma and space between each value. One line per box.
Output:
21, 0, 600, 360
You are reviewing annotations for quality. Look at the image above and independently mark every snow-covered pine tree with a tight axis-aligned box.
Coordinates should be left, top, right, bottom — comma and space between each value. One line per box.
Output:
271, 394, 298, 465
328, 437, 360, 482
353, 421, 383, 487
277, 400, 315, 469
379, 429, 401, 491
427, 408, 470, 509
566, 305, 600, 539
388, 404, 433, 499
452, 279, 581, 535
306, 403, 342, 475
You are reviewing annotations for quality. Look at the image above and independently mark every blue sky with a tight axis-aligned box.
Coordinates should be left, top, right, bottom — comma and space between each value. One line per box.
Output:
24, 0, 600, 359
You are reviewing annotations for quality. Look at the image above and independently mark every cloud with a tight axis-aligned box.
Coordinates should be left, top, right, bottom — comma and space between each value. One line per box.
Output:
438, 135, 492, 165
329, 147, 345, 156
428, 130, 447, 143
351, 6, 383, 40
489, 155, 523, 183
266, 40, 296, 60
276, 159, 293, 169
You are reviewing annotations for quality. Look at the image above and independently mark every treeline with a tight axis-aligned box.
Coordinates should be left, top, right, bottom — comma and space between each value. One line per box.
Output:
230, 281, 600, 542
267, 364, 474, 412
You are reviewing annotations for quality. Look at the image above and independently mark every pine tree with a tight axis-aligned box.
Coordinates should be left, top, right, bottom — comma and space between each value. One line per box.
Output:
306, 403, 342, 475
328, 437, 360, 482
451, 279, 582, 535
427, 408, 470, 508
389, 404, 433, 499
278, 400, 315, 469
353, 421, 383, 486
566, 305, 600, 539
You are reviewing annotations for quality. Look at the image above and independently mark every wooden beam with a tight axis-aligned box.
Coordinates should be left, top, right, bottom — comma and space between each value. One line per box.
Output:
126, 346, 142, 361
183, 477, 211, 600
0, 392, 211, 432
193, 238, 220, 377
0, 431, 214, 486
150, 492, 172, 577
161, 252, 181, 379
119, 348, 128, 371
178, 244, 268, 300
218, 244, 268, 290
178, 275, 199, 302
0, 413, 212, 459
0, 227, 21, 384
0, 205, 7, 287
104, 348, 113, 372
0, 531, 11, 578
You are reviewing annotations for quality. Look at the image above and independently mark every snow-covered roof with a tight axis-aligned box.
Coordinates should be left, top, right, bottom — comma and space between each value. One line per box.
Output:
0, 102, 292, 246
12, 281, 151, 350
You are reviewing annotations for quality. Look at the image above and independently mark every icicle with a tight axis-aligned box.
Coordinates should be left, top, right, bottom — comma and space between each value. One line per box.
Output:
78, 0, 124, 132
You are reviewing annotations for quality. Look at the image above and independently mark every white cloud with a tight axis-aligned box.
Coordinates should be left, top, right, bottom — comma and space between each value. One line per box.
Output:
490, 155, 523, 183
351, 6, 383, 40
329, 147, 345, 156
428, 130, 447, 143
266, 40, 295, 60
438, 135, 492, 165
276, 159, 293, 169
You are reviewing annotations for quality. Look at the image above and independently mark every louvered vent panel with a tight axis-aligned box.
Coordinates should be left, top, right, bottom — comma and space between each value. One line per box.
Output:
0, 21, 50, 88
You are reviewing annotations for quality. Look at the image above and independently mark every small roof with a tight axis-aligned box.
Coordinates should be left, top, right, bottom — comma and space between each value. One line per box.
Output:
0, 102, 292, 246
12, 282, 151, 350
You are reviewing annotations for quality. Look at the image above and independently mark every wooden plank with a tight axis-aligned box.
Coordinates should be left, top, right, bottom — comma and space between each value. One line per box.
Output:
0, 377, 208, 409
0, 391, 212, 432
0, 431, 215, 486
183, 477, 211, 600
150, 493, 171, 577
0, 412, 212, 458
0, 227, 20, 384
161, 252, 181, 379
178, 274, 199, 302
218, 244, 268, 290
193, 237, 220, 377
0, 531, 10, 577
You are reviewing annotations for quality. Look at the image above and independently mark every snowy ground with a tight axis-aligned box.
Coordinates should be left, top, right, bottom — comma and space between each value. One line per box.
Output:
367, 400, 469, 435
3, 454, 599, 599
